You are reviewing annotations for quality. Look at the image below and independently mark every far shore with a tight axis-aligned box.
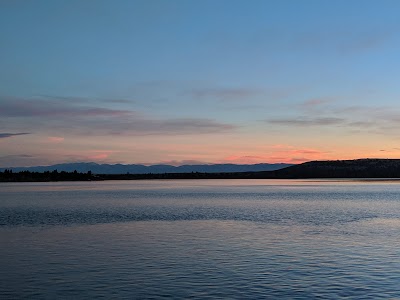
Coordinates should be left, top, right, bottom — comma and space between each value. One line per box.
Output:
3, 159, 400, 182
2, 171, 400, 182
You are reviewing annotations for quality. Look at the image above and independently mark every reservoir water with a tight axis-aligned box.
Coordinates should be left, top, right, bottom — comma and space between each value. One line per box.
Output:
1, 179, 399, 299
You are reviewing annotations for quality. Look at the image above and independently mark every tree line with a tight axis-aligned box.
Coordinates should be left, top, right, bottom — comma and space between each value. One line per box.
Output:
0, 169, 96, 182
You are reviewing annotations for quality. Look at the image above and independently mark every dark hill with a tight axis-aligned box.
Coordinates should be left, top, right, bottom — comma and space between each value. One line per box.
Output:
2, 159, 400, 181
61, 159, 400, 179
270, 159, 400, 178
77, 159, 400, 179
0, 162, 292, 174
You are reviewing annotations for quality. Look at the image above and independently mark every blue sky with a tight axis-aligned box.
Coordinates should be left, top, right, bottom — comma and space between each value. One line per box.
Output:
1, 0, 400, 166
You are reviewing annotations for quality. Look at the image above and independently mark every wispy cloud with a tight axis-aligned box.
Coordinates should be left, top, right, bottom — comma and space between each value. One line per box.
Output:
0, 96, 236, 136
188, 85, 300, 104
222, 155, 269, 164
102, 118, 236, 136
0, 96, 132, 118
87, 153, 110, 160
0, 154, 34, 158
300, 98, 334, 109
271, 98, 400, 137
189, 87, 261, 101
38, 95, 136, 105
0, 154, 41, 168
47, 136, 64, 143
338, 31, 392, 54
0, 132, 31, 139
208, 27, 392, 61
145, 159, 208, 166
292, 29, 392, 55
266, 117, 345, 126
222, 145, 329, 164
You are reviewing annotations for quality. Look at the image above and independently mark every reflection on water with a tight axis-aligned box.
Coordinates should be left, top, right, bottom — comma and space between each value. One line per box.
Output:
1, 180, 400, 299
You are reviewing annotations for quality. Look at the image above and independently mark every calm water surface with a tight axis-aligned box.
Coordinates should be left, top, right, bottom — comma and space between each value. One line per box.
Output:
1, 179, 400, 299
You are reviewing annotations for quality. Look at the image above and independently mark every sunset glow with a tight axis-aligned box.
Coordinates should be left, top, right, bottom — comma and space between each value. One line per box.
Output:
1, 0, 400, 167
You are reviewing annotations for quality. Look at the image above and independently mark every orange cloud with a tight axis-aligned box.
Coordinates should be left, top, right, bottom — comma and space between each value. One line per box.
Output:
88, 153, 109, 160
221, 145, 329, 164
47, 136, 64, 143
86, 150, 120, 161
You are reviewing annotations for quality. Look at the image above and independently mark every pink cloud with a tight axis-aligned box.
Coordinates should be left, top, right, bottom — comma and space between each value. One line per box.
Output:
47, 136, 64, 143
301, 98, 333, 108
222, 155, 266, 164
288, 149, 324, 155
50, 150, 121, 163
88, 153, 109, 160
270, 144, 295, 149
86, 150, 122, 161
221, 145, 330, 164
150, 160, 208, 166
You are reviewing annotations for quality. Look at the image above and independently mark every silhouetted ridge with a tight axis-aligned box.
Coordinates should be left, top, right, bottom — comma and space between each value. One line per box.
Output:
272, 159, 400, 178
0, 162, 292, 174
2, 159, 400, 181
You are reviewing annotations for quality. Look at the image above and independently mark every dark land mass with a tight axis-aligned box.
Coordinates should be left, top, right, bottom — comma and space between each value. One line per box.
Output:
1, 159, 400, 182
270, 158, 400, 179
0, 162, 292, 174
0, 170, 96, 182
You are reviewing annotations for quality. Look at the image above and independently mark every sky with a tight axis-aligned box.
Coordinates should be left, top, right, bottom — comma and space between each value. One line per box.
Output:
1, 0, 400, 167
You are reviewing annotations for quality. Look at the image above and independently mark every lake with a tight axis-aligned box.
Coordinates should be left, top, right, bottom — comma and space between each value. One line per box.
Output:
1, 179, 399, 299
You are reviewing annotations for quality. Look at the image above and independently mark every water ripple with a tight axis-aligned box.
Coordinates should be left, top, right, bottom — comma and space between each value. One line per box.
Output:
1, 180, 400, 299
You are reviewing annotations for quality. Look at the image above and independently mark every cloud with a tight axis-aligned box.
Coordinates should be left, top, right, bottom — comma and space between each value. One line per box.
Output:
300, 98, 334, 109
318, 104, 400, 134
190, 87, 261, 100
146, 159, 208, 166
293, 29, 392, 55
206, 26, 392, 64
0, 97, 132, 118
333, 105, 391, 116
156, 118, 234, 134
266, 117, 345, 126
339, 31, 391, 54
86, 150, 120, 161
267, 99, 400, 136
0, 96, 236, 136
87, 153, 109, 160
47, 136, 64, 143
285, 157, 317, 164
0, 154, 34, 158
223, 155, 266, 163
221, 145, 329, 164
347, 121, 377, 128
0, 154, 40, 168
188, 86, 301, 104
106, 99, 135, 104
0, 132, 31, 139
38, 95, 136, 105
100, 118, 236, 136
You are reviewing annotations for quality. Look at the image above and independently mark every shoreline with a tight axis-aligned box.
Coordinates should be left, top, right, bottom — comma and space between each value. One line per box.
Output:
2, 173, 400, 183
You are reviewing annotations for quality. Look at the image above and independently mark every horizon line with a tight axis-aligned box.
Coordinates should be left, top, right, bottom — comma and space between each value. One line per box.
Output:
2, 157, 400, 169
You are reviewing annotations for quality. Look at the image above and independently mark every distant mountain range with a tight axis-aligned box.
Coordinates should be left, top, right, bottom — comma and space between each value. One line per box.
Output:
101, 158, 400, 179
3, 159, 400, 182
127, 158, 400, 179
0, 162, 293, 174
